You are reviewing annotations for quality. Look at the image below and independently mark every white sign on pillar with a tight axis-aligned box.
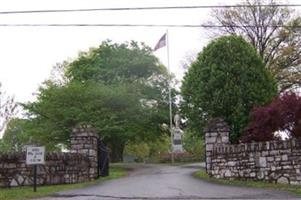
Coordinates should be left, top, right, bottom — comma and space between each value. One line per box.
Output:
26, 146, 45, 165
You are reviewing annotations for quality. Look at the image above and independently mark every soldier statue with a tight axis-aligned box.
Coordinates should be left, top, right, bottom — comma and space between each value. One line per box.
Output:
174, 113, 181, 129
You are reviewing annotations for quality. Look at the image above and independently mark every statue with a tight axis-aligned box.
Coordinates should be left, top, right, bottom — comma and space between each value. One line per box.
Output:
174, 113, 181, 129
173, 113, 184, 153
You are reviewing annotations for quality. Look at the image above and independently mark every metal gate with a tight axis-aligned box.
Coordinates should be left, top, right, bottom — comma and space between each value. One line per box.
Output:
97, 139, 109, 177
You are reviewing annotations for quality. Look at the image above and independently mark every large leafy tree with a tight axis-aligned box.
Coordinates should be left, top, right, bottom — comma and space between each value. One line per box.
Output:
210, 0, 301, 92
24, 41, 172, 161
181, 36, 277, 142
66, 41, 165, 84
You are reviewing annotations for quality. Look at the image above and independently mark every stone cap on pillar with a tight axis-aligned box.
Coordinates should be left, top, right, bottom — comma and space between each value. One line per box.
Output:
204, 118, 230, 133
71, 124, 99, 138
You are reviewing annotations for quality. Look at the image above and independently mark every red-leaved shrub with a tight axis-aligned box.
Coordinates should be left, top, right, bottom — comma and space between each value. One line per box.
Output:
241, 92, 301, 142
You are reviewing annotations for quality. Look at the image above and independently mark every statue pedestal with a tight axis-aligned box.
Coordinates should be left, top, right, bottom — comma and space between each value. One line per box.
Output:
172, 127, 184, 153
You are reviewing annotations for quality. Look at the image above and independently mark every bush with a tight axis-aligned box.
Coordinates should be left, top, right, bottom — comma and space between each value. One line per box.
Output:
123, 136, 170, 163
181, 35, 277, 143
124, 142, 150, 162
182, 131, 205, 161
241, 92, 301, 142
158, 152, 198, 163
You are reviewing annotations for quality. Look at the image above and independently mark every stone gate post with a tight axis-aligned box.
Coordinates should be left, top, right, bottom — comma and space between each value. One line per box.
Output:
204, 118, 230, 176
70, 124, 99, 180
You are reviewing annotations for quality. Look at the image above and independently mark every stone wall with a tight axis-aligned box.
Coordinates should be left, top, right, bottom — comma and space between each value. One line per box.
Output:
0, 152, 90, 187
0, 124, 99, 187
205, 118, 301, 185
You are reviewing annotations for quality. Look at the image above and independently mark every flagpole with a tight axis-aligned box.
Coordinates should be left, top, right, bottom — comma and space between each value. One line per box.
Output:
166, 29, 174, 164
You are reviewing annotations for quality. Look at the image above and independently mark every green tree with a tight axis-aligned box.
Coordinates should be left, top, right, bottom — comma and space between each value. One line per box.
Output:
210, 0, 301, 92
1, 118, 32, 152
24, 41, 173, 161
66, 41, 166, 84
181, 36, 277, 142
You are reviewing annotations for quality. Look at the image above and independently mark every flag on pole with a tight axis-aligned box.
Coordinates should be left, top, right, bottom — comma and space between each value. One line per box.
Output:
154, 33, 166, 51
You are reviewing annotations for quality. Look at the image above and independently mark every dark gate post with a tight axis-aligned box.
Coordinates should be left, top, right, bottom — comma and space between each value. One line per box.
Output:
98, 139, 109, 177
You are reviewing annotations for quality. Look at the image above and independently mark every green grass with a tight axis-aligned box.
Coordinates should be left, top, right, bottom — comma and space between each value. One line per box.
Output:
194, 169, 301, 196
0, 166, 127, 200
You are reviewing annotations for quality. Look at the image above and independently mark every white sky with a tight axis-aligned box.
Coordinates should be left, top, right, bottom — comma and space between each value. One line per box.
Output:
0, 0, 299, 104
0, 0, 235, 103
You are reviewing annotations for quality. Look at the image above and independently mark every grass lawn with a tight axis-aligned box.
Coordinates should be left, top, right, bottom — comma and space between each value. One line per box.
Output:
194, 169, 301, 197
0, 166, 127, 200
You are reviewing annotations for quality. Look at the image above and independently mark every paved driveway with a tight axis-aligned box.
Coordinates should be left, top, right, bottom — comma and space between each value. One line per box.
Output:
38, 163, 299, 200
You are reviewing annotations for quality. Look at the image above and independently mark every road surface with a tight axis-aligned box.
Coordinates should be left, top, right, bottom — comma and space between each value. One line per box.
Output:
37, 163, 299, 200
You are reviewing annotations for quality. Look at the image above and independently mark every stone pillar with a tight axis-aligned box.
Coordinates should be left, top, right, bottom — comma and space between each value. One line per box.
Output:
204, 118, 229, 175
70, 124, 99, 180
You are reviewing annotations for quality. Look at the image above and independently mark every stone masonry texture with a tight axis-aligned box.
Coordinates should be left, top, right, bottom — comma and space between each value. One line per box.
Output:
0, 124, 99, 187
205, 118, 301, 185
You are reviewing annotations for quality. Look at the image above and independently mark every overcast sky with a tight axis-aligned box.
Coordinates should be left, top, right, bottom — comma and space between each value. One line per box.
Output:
0, 0, 299, 104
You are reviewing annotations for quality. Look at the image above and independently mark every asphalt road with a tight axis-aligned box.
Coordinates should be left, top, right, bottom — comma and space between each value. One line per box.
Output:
38, 163, 299, 200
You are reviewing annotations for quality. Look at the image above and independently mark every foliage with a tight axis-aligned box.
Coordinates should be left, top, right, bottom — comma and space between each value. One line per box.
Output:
124, 135, 171, 163
147, 135, 170, 159
241, 92, 301, 142
0, 83, 17, 133
66, 41, 166, 84
26, 82, 136, 137
0, 139, 9, 152
210, 0, 301, 92
1, 118, 32, 152
181, 35, 277, 143
23, 41, 173, 161
182, 131, 205, 161
158, 152, 197, 163
24, 81, 166, 152
124, 142, 150, 162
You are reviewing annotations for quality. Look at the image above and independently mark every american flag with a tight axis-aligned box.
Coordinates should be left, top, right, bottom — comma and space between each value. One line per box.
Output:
154, 33, 166, 51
